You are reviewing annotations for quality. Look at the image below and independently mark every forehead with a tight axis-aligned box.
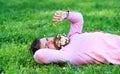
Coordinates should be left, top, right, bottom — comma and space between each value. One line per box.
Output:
40, 38, 46, 48
40, 38, 46, 42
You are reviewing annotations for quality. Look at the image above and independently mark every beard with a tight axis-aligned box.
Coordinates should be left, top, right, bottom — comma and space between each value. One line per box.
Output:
53, 36, 61, 50
53, 34, 70, 50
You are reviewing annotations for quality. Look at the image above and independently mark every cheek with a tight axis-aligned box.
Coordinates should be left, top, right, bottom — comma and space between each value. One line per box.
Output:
49, 44, 56, 49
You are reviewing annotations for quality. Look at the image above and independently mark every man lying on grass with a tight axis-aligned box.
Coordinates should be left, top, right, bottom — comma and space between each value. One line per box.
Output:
30, 10, 120, 66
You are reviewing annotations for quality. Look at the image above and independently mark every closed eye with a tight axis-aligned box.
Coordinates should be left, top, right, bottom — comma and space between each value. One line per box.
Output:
45, 38, 49, 48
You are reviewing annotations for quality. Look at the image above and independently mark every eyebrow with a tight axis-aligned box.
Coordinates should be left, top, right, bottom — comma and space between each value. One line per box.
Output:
46, 38, 48, 41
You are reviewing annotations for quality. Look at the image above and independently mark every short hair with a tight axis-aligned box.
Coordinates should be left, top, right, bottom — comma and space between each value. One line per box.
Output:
29, 38, 41, 55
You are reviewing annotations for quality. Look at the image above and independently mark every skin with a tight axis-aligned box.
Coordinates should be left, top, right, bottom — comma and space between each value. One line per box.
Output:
40, 37, 56, 49
39, 11, 67, 49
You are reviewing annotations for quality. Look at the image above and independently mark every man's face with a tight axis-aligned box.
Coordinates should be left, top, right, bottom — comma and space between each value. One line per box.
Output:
40, 37, 56, 49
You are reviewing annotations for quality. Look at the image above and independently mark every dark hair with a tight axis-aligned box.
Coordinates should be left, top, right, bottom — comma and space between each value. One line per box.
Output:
30, 38, 41, 55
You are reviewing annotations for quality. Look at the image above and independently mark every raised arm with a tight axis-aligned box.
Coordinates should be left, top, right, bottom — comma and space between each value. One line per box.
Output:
53, 10, 84, 37
33, 49, 72, 64
66, 11, 84, 37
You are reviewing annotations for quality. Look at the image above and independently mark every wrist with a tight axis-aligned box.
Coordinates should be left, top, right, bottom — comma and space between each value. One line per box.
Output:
65, 10, 69, 19
61, 11, 68, 20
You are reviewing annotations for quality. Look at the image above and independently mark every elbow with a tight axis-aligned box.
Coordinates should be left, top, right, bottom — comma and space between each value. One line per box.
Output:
33, 51, 44, 64
76, 13, 84, 24
67, 11, 84, 24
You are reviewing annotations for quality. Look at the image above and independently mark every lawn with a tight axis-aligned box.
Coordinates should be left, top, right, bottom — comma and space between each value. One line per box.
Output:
0, 0, 120, 74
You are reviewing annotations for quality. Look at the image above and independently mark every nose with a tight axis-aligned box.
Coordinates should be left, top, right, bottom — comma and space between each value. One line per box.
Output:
48, 39, 53, 43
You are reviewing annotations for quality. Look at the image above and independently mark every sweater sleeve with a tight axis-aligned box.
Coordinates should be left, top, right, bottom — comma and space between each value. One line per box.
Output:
66, 11, 84, 37
33, 49, 72, 64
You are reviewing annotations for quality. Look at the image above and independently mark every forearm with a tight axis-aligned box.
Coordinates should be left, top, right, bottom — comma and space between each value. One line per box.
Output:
66, 11, 84, 24
52, 10, 84, 36
66, 11, 84, 36
33, 49, 71, 64
53, 10, 83, 24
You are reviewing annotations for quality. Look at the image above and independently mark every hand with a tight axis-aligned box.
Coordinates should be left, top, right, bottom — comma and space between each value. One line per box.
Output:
53, 11, 67, 22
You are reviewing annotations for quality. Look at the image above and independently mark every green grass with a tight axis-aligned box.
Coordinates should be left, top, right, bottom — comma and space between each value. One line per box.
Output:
0, 0, 120, 74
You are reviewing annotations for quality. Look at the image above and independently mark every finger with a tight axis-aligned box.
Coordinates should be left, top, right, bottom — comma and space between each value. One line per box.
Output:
54, 14, 61, 17
55, 11, 60, 15
55, 11, 62, 14
52, 19, 59, 22
54, 13, 62, 17
53, 18, 62, 22
55, 19, 62, 22
55, 11, 64, 15
52, 18, 60, 22
53, 16, 61, 19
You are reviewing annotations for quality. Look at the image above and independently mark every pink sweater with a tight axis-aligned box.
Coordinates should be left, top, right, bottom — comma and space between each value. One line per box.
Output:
34, 11, 120, 65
